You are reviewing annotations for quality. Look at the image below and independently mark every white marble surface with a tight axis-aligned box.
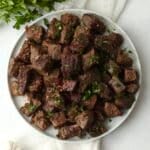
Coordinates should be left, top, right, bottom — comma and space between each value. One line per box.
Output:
0, 0, 150, 149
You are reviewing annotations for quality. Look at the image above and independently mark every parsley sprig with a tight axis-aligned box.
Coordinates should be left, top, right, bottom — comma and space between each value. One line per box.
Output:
0, 0, 66, 29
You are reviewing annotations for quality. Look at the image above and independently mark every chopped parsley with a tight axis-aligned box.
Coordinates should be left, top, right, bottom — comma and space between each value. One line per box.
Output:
82, 82, 101, 101
28, 104, 38, 113
54, 21, 63, 38
89, 55, 99, 65
82, 89, 92, 101
92, 82, 102, 94
47, 111, 54, 118
54, 96, 63, 106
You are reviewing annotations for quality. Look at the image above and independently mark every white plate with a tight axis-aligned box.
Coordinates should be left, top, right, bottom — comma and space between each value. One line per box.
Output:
7, 9, 142, 143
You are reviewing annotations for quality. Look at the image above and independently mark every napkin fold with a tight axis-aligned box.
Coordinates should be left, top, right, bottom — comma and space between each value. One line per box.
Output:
5, 0, 127, 149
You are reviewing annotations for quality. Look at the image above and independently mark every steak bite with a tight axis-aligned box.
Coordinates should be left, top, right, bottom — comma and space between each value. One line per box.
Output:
104, 102, 122, 117
61, 13, 80, 27
89, 122, 107, 137
99, 83, 112, 100
79, 68, 101, 93
31, 110, 49, 130
26, 25, 44, 43
47, 43, 62, 60
17, 66, 32, 95
83, 95, 97, 110
48, 18, 62, 40
94, 33, 123, 51
109, 76, 125, 94
62, 80, 77, 92
70, 26, 91, 53
115, 95, 134, 109
82, 14, 106, 34
28, 71, 43, 93
17, 40, 32, 64
58, 125, 81, 139
70, 93, 81, 103
20, 100, 41, 117
126, 83, 139, 93
9, 58, 25, 78
82, 49, 99, 71
60, 25, 74, 44
75, 111, 94, 129
43, 88, 64, 111
30, 44, 53, 73
116, 50, 133, 66
10, 81, 21, 96
106, 60, 120, 76
124, 68, 137, 82
44, 69, 60, 87
61, 52, 81, 79
67, 105, 79, 123
50, 112, 66, 128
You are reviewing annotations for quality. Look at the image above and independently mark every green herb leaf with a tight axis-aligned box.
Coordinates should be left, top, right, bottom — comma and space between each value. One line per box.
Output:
0, 0, 66, 29
88, 55, 99, 65
28, 104, 37, 112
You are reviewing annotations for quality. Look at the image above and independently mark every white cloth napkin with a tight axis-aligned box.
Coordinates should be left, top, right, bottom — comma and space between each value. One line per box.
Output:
3, 0, 127, 149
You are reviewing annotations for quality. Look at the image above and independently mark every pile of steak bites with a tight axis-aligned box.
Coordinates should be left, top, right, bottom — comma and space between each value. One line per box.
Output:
9, 13, 139, 139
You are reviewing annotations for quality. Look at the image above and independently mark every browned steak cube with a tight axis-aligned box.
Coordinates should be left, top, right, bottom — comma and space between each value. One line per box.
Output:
89, 122, 107, 137
70, 26, 91, 53
50, 112, 66, 128
99, 84, 112, 100
9, 58, 25, 78
60, 25, 74, 44
67, 105, 79, 123
44, 69, 60, 87
26, 25, 44, 43
75, 111, 93, 129
33, 55, 53, 73
17, 66, 32, 95
61, 13, 80, 27
82, 14, 106, 34
10, 81, 21, 96
58, 125, 81, 139
104, 102, 122, 117
126, 83, 139, 93
20, 100, 41, 116
94, 33, 123, 51
47, 18, 62, 40
61, 53, 81, 79
94, 111, 105, 122
83, 95, 97, 110
116, 50, 133, 66
43, 88, 64, 111
115, 95, 134, 109
105, 33, 123, 49
42, 38, 53, 49
109, 76, 125, 94
28, 72, 43, 93
17, 40, 32, 64
101, 72, 111, 84
124, 68, 137, 82
31, 110, 49, 130
82, 49, 99, 71
79, 68, 101, 93
106, 60, 120, 76
62, 80, 77, 92
70, 93, 81, 103
30, 44, 54, 73
47, 43, 62, 60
